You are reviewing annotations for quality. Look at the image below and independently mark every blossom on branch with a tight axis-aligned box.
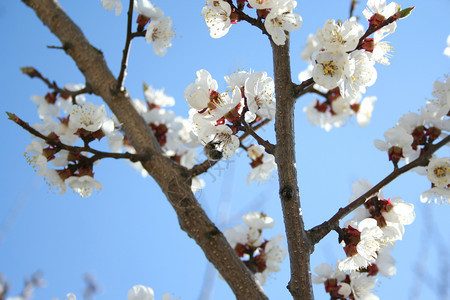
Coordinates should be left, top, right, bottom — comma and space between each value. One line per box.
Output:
224, 212, 287, 285
264, 0, 303, 46
145, 17, 174, 57
246, 144, 277, 184
202, 0, 232, 38
99, 0, 122, 16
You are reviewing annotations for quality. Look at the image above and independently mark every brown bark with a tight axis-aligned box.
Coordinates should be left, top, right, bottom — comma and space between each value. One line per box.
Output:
271, 40, 314, 299
21, 0, 267, 298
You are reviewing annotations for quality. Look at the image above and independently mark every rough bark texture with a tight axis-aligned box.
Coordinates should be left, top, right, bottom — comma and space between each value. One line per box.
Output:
22, 0, 267, 298
272, 41, 314, 299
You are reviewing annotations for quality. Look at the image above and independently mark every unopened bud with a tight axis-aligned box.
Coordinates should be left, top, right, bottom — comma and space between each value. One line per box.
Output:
393, 7, 414, 21
20, 66, 40, 78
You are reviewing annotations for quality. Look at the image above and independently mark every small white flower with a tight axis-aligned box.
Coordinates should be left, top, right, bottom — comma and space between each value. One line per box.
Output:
184, 69, 218, 110
339, 50, 377, 98
134, 0, 163, 19
127, 285, 154, 300
69, 102, 108, 132
145, 17, 174, 57
356, 96, 377, 127
420, 186, 450, 204
202, 0, 232, 39
66, 294, 77, 300
444, 35, 450, 57
246, 145, 277, 184
338, 218, 383, 271
264, 0, 302, 46
312, 51, 353, 90
99, 0, 122, 15
374, 126, 414, 159
301, 34, 322, 63
242, 212, 275, 229
248, 0, 277, 9
65, 175, 103, 198
144, 85, 175, 107
426, 157, 450, 188
245, 71, 276, 119
349, 271, 379, 300
316, 19, 364, 52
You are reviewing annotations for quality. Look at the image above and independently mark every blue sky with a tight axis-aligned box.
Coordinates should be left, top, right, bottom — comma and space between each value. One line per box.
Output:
1, 0, 450, 299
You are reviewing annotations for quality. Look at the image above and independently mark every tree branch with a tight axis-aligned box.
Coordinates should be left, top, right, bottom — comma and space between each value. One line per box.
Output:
307, 134, 450, 247
189, 119, 273, 177
21, 66, 92, 99
271, 40, 314, 299
293, 77, 314, 99
21, 0, 267, 298
7, 112, 146, 163
116, 0, 135, 91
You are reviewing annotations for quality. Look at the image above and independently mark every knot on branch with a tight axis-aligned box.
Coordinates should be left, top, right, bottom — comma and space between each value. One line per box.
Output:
204, 226, 221, 242
280, 185, 294, 200
179, 197, 191, 208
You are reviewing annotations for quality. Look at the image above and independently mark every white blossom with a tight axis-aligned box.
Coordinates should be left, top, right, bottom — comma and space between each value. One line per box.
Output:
99, 0, 122, 15
134, 0, 163, 19
316, 19, 364, 52
445, 35, 450, 57
69, 102, 108, 133
127, 285, 154, 300
312, 51, 353, 90
426, 157, 450, 188
184, 69, 218, 110
145, 17, 174, 57
202, 0, 232, 39
338, 218, 383, 271
245, 71, 276, 119
65, 175, 103, 198
264, 0, 302, 46
242, 212, 275, 229
246, 145, 277, 184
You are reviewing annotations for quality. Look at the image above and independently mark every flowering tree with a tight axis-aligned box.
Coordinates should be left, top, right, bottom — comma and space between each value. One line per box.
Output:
3, 0, 450, 299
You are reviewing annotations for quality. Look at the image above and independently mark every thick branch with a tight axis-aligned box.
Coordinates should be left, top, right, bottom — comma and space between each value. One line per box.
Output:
21, 0, 267, 299
307, 134, 450, 246
272, 40, 314, 299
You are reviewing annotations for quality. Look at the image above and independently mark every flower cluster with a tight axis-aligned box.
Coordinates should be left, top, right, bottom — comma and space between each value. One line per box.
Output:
201, 0, 302, 46
60, 285, 175, 300
223, 212, 287, 285
302, 86, 377, 131
246, 144, 277, 184
374, 76, 450, 203
134, 0, 174, 56
24, 84, 114, 197
300, 0, 409, 130
313, 179, 415, 299
110, 84, 205, 193
184, 69, 276, 163
99, 0, 174, 56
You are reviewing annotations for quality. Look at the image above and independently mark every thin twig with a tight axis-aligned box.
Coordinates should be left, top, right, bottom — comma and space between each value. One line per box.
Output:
349, 0, 358, 19
293, 77, 314, 99
7, 113, 148, 163
230, 3, 268, 36
20, 67, 92, 98
116, 0, 135, 91
307, 134, 450, 247
189, 119, 273, 177
310, 87, 328, 98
